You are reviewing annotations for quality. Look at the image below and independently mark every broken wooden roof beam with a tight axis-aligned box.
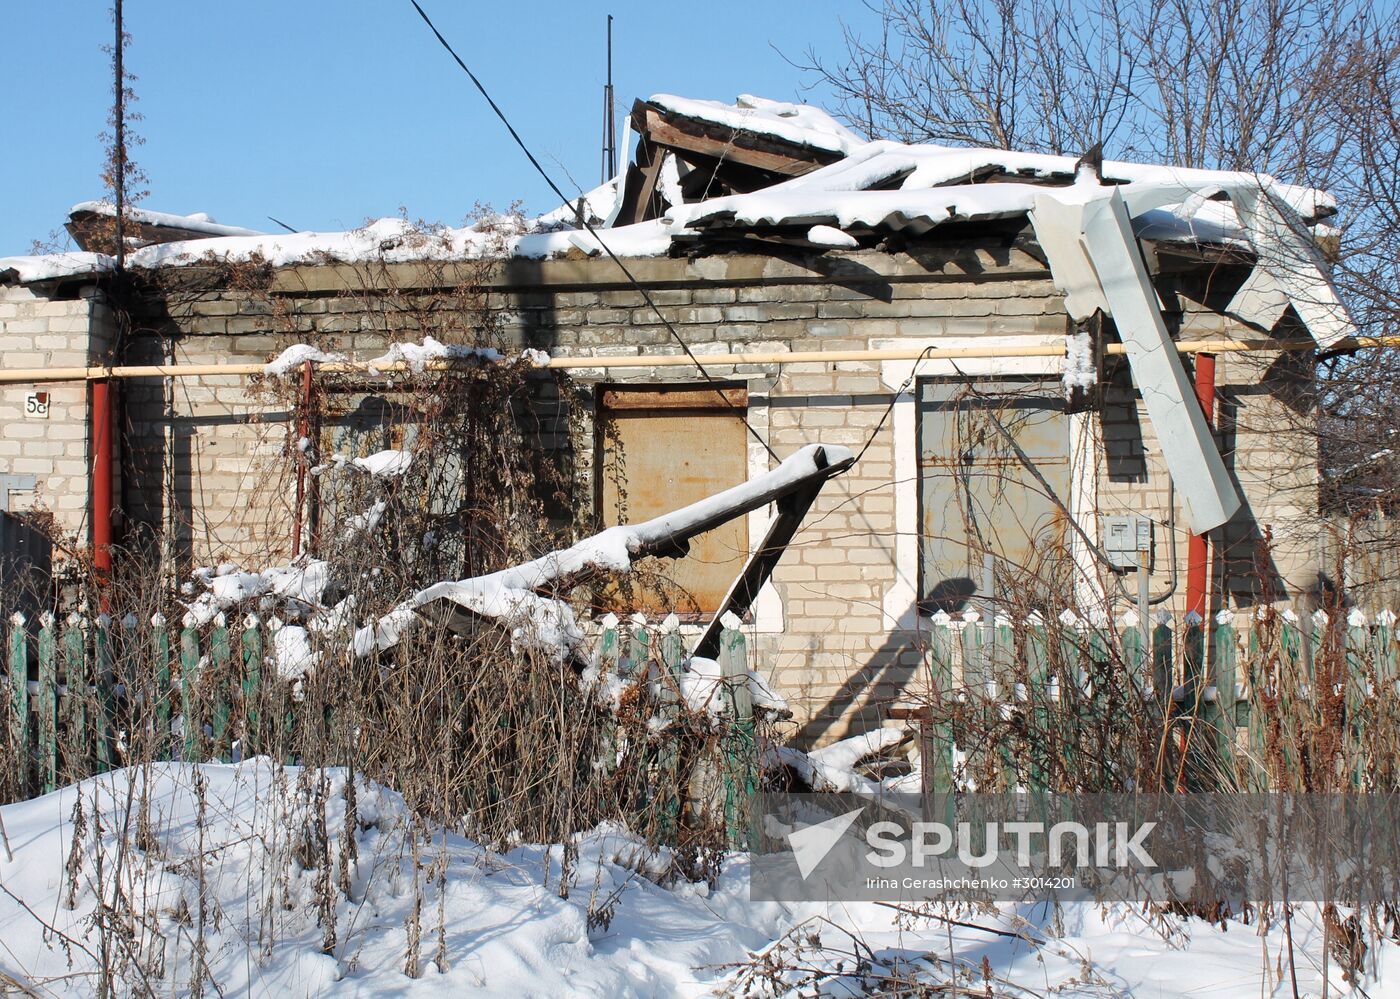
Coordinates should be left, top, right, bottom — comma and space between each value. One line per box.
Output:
631, 99, 844, 178
691, 445, 848, 659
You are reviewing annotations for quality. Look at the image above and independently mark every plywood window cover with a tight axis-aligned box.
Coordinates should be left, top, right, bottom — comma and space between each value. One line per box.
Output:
915, 377, 1071, 610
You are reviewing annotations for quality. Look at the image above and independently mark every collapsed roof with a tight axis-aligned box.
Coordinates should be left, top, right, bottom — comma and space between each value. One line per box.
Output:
66, 201, 265, 251
0, 92, 1360, 531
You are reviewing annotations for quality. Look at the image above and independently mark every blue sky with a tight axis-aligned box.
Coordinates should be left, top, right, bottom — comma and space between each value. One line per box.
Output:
0, 1, 866, 256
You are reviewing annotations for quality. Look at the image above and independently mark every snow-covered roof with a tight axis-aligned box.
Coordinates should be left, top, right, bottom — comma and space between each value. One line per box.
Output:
677, 139, 1333, 235
648, 93, 864, 157
0, 91, 1340, 296
0, 91, 1361, 540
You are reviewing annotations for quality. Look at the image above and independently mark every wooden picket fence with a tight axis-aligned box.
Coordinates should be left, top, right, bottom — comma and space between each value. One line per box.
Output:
1, 609, 761, 841
917, 607, 1400, 794
2, 611, 288, 800
590, 615, 758, 843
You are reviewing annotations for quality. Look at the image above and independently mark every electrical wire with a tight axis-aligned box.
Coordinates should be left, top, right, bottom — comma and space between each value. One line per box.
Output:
406, 0, 778, 462
847, 345, 938, 468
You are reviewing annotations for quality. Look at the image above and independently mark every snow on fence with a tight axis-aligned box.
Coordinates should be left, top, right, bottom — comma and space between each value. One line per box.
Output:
11, 602, 1397, 804
913, 607, 1400, 793
0, 611, 761, 840
587, 614, 760, 843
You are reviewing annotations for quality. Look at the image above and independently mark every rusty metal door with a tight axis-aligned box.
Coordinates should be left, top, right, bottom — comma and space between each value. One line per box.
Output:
598, 386, 749, 616
918, 379, 1071, 613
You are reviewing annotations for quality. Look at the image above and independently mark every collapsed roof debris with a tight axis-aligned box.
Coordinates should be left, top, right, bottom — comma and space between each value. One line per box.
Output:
66, 200, 266, 250
615, 94, 862, 225
178, 444, 853, 669
0, 93, 1359, 531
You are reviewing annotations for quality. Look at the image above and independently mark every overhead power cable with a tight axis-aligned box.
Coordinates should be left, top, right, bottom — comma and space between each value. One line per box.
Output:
406, 0, 778, 462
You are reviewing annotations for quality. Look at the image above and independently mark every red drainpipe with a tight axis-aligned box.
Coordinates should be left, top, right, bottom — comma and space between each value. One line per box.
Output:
91, 377, 114, 589
292, 359, 312, 558
1185, 353, 1217, 619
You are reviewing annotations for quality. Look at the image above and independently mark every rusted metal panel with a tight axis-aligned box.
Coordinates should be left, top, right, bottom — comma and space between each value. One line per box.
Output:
600, 385, 748, 411
918, 379, 1071, 613
599, 399, 749, 615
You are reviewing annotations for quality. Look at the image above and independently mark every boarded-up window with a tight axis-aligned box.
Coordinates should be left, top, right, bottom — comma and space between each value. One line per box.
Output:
316, 392, 420, 527
597, 385, 749, 616
918, 378, 1071, 614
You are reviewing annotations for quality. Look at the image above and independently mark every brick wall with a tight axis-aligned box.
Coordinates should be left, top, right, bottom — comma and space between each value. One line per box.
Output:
3, 240, 1320, 742
0, 285, 115, 543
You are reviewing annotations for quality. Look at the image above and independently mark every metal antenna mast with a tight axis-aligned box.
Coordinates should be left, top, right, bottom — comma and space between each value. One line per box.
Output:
113, 0, 125, 270
601, 14, 616, 183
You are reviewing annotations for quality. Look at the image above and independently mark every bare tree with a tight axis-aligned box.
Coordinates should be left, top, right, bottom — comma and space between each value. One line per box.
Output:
801, 0, 1138, 154
801, 0, 1400, 587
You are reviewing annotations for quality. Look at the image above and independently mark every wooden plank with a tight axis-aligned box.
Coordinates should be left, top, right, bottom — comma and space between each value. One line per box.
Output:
719, 626, 756, 847
601, 386, 748, 411
599, 406, 749, 616
152, 619, 172, 756
624, 620, 648, 680
641, 107, 837, 177
8, 616, 28, 795
1209, 616, 1239, 777
61, 619, 87, 782
658, 627, 684, 841
241, 618, 263, 758
618, 133, 667, 226
1026, 620, 1050, 790
925, 621, 956, 795
210, 618, 232, 762
36, 615, 56, 795
690, 470, 824, 659
181, 623, 201, 761
95, 619, 115, 772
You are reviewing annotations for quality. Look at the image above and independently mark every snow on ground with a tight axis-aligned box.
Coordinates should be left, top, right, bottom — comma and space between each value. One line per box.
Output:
0, 762, 1394, 997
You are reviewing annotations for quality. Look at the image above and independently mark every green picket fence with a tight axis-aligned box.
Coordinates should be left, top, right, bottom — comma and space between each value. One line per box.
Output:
588, 614, 758, 845
918, 607, 1400, 793
1, 610, 288, 800
1, 608, 762, 842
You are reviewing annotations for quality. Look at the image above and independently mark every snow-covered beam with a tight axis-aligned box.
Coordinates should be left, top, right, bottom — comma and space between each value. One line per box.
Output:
353, 443, 856, 663
691, 445, 851, 659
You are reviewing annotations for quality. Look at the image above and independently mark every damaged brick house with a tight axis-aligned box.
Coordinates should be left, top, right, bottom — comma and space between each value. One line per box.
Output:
0, 93, 1356, 740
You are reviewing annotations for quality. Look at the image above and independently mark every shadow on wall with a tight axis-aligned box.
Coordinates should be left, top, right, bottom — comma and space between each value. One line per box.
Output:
1097, 349, 1295, 609
794, 341, 1312, 744
1212, 341, 1316, 608
794, 604, 924, 747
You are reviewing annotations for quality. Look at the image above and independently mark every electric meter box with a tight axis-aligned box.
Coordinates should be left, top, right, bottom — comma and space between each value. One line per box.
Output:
1101, 515, 1153, 570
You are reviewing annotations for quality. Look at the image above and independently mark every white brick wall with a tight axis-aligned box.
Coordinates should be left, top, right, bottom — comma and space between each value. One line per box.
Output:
0, 248, 1321, 744
0, 286, 112, 544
